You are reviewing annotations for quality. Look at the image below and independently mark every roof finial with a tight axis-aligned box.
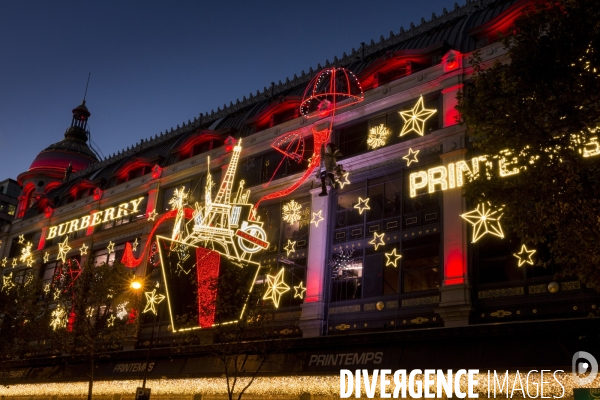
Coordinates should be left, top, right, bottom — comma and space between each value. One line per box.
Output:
83, 73, 91, 102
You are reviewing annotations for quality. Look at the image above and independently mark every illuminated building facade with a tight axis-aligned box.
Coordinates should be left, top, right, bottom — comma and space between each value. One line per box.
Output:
1, 0, 600, 397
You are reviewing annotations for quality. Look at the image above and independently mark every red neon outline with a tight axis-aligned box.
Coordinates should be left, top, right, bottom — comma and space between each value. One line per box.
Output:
196, 247, 220, 328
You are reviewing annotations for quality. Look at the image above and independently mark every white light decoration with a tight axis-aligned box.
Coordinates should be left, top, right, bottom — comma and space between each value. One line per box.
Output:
367, 124, 390, 149
399, 96, 437, 137
143, 288, 165, 315
294, 281, 306, 299
57, 237, 71, 263
338, 172, 351, 189
514, 244, 536, 267
50, 305, 67, 330
263, 268, 290, 308
106, 241, 115, 254
384, 248, 402, 267
354, 197, 371, 215
282, 200, 303, 225
460, 203, 504, 243
310, 210, 324, 227
369, 232, 385, 250
79, 243, 89, 255
283, 239, 296, 256
116, 301, 129, 320
402, 148, 420, 166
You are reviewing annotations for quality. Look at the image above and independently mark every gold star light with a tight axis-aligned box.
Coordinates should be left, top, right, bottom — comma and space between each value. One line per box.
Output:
283, 239, 296, 256
294, 281, 307, 299
338, 172, 351, 189
1, 258, 6, 267
26, 257, 34, 267
18, 235, 25, 244
2, 273, 15, 292
107, 241, 115, 254
369, 232, 386, 250
399, 96, 437, 137
11, 258, 17, 267
132, 238, 139, 251
143, 289, 165, 314
514, 244, 536, 267
147, 209, 158, 221
79, 243, 89, 255
57, 237, 71, 263
460, 203, 504, 243
310, 210, 324, 227
43, 252, 50, 263
86, 307, 95, 318
20, 242, 32, 263
43, 283, 51, 294
106, 314, 116, 327
385, 248, 402, 267
263, 268, 290, 308
53, 288, 61, 300
402, 148, 420, 166
354, 197, 371, 215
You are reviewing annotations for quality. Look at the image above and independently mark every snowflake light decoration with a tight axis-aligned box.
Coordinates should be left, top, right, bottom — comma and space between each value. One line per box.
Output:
169, 187, 189, 210
20, 241, 33, 263
329, 247, 355, 280
367, 124, 390, 150
116, 301, 129, 320
50, 305, 68, 330
282, 200, 303, 224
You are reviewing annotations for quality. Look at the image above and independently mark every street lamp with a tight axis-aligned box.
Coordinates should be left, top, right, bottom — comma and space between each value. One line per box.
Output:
130, 277, 156, 400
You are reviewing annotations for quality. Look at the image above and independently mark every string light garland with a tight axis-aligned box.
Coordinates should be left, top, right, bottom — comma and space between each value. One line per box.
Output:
399, 96, 437, 137
402, 148, 420, 166
384, 248, 402, 267
310, 210, 324, 227
369, 232, 386, 250
283, 239, 296, 256
354, 197, 371, 215
294, 281, 306, 299
460, 203, 504, 243
367, 124, 390, 149
263, 268, 290, 308
514, 244, 536, 267
57, 237, 71, 263
282, 200, 303, 224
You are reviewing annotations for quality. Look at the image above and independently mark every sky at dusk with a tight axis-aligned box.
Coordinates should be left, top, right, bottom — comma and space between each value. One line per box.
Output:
0, 0, 459, 183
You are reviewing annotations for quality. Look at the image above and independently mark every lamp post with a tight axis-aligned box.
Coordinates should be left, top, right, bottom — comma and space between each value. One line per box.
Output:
130, 278, 157, 400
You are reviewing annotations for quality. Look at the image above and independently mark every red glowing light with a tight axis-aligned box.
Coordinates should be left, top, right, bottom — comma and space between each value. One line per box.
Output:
151, 165, 162, 179
44, 206, 53, 218
93, 188, 103, 201
196, 248, 220, 328
444, 249, 466, 286
300, 67, 364, 117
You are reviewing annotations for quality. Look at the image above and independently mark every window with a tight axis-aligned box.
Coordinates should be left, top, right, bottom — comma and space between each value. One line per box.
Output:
94, 243, 125, 266
331, 171, 441, 301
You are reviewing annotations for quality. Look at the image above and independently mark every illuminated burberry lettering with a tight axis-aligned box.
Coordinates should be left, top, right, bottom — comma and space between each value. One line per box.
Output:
46, 197, 145, 239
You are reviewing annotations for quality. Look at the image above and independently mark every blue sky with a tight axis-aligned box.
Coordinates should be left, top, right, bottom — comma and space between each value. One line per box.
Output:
0, 0, 458, 182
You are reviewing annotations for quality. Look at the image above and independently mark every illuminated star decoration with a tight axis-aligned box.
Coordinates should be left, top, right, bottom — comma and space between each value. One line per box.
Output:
263, 268, 290, 308
107, 241, 115, 254
106, 314, 116, 327
147, 209, 158, 221
2, 273, 15, 292
282, 200, 303, 224
1, 258, 6, 267
354, 197, 371, 215
384, 248, 402, 267
402, 148, 420, 166
26, 257, 34, 268
24, 275, 33, 287
18, 235, 25, 244
399, 96, 437, 137
460, 203, 504, 243
53, 288, 61, 300
367, 124, 390, 149
244, 157, 256, 170
143, 289, 165, 315
310, 210, 324, 227
294, 281, 307, 299
283, 239, 296, 256
20, 241, 33, 263
50, 306, 68, 330
132, 238, 139, 252
369, 232, 386, 250
11, 258, 17, 267
86, 307, 94, 318
43, 252, 50, 263
514, 244, 536, 267
338, 172, 351, 189
43, 283, 51, 294
79, 243, 89, 255
57, 237, 71, 263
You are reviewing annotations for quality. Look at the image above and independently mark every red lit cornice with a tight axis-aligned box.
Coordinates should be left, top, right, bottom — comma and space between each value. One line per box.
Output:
111, 157, 161, 179
245, 96, 302, 129
171, 130, 226, 156
358, 42, 447, 90
468, 0, 531, 42
66, 179, 96, 197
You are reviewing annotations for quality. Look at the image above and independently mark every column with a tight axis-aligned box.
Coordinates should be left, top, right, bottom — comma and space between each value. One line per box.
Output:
434, 148, 473, 327
299, 187, 331, 337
